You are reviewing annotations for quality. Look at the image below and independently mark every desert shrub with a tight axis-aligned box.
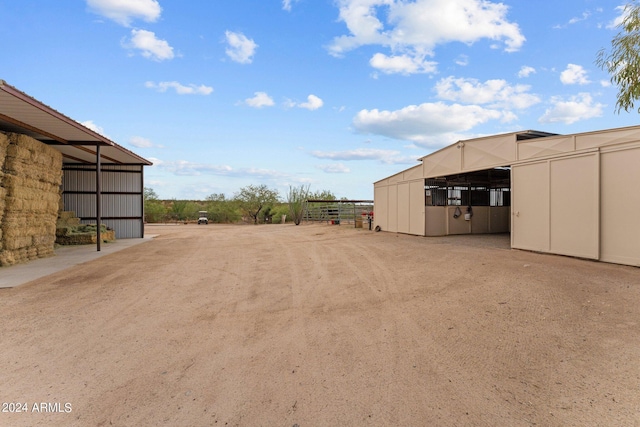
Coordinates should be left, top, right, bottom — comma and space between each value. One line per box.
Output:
287, 185, 310, 225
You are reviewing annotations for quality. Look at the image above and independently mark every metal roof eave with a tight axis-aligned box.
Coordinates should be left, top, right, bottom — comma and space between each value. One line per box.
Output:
417, 130, 559, 162
0, 80, 152, 166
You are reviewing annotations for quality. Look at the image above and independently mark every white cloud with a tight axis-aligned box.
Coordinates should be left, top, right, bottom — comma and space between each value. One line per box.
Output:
282, 0, 300, 11
126, 29, 174, 61
518, 66, 536, 78
538, 93, 604, 124
317, 163, 351, 173
292, 94, 324, 110
352, 102, 513, 147
145, 81, 213, 95
129, 136, 154, 148
328, 0, 524, 75
86, 0, 161, 27
225, 31, 258, 64
560, 64, 590, 85
81, 120, 109, 138
369, 53, 438, 75
244, 92, 275, 108
435, 76, 541, 109
607, 5, 628, 29
311, 148, 418, 164
455, 55, 469, 66
153, 159, 288, 179
554, 10, 592, 29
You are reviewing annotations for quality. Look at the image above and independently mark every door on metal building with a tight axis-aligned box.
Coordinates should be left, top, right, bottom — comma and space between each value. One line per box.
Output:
511, 161, 550, 252
512, 154, 599, 259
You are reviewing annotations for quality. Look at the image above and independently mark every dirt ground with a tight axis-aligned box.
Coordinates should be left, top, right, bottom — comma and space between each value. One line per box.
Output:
1, 223, 639, 426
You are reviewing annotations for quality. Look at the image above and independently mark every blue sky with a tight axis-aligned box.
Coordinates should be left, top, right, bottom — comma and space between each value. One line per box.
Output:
1, 0, 635, 200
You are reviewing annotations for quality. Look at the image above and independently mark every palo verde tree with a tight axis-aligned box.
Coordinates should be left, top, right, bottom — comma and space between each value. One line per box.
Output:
234, 184, 280, 224
143, 187, 167, 223
308, 189, 336, 201
596, 1, 640, 113
287, 184, 310, 225
205, 193, 240, 223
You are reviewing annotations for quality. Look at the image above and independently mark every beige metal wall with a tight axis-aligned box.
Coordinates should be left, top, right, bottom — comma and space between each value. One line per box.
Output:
373, 179, 424, 235
397, 183, 410, 233
409, 181, 425, 235
548, 153, 599, 259
373, 185, 388, 232
422, 133, 519, 178
512, 151, 603, 261
600, 144, 640, 265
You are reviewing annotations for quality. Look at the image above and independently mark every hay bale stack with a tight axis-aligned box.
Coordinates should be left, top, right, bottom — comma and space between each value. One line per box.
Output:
0, 132, 8, 250
0, 132, 63, 267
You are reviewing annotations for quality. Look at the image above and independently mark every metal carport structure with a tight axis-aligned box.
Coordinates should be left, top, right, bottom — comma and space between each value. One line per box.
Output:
0, 80, 152, 251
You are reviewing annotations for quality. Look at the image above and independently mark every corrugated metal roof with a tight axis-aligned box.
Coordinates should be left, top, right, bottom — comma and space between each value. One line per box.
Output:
0, 80, 152, 165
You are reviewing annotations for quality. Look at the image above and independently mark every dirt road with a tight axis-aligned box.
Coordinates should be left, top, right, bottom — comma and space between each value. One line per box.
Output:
1, 223, 639, 426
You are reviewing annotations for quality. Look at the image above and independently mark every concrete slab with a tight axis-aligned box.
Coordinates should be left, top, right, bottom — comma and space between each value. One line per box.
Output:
0, 235, 158, 288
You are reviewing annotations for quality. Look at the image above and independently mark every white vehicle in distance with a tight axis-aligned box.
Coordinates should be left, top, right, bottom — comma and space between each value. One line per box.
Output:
197, 211, 208, 225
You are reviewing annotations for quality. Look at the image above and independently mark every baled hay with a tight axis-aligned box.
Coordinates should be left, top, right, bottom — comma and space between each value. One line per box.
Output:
2, 216, 57, 234
0, 250, 17, 267
5, 187, 59, 206
2, 236, 34, 251
3, 133, 62, 185
0, 186, 6, 216
0, 131, 8, 162
5, 143, 32, 161
3, 174, 62, 195
8, 133, 62, 157
0, 133, 63, 266
0, 246, 44, 266
32, 234, 56, 246
36, 245, 54, 258
2, 159, 63, 185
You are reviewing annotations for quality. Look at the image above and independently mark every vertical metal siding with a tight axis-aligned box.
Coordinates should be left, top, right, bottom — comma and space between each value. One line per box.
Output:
62, 164, 144, 238
63, 193, 97, 217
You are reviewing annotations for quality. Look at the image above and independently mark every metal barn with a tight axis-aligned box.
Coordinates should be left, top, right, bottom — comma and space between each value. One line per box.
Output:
374, 126, 640, 267
0, 80, 152, 242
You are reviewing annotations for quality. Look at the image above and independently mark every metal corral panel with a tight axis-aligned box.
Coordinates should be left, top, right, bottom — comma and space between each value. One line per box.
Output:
600, 145, 640, 266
